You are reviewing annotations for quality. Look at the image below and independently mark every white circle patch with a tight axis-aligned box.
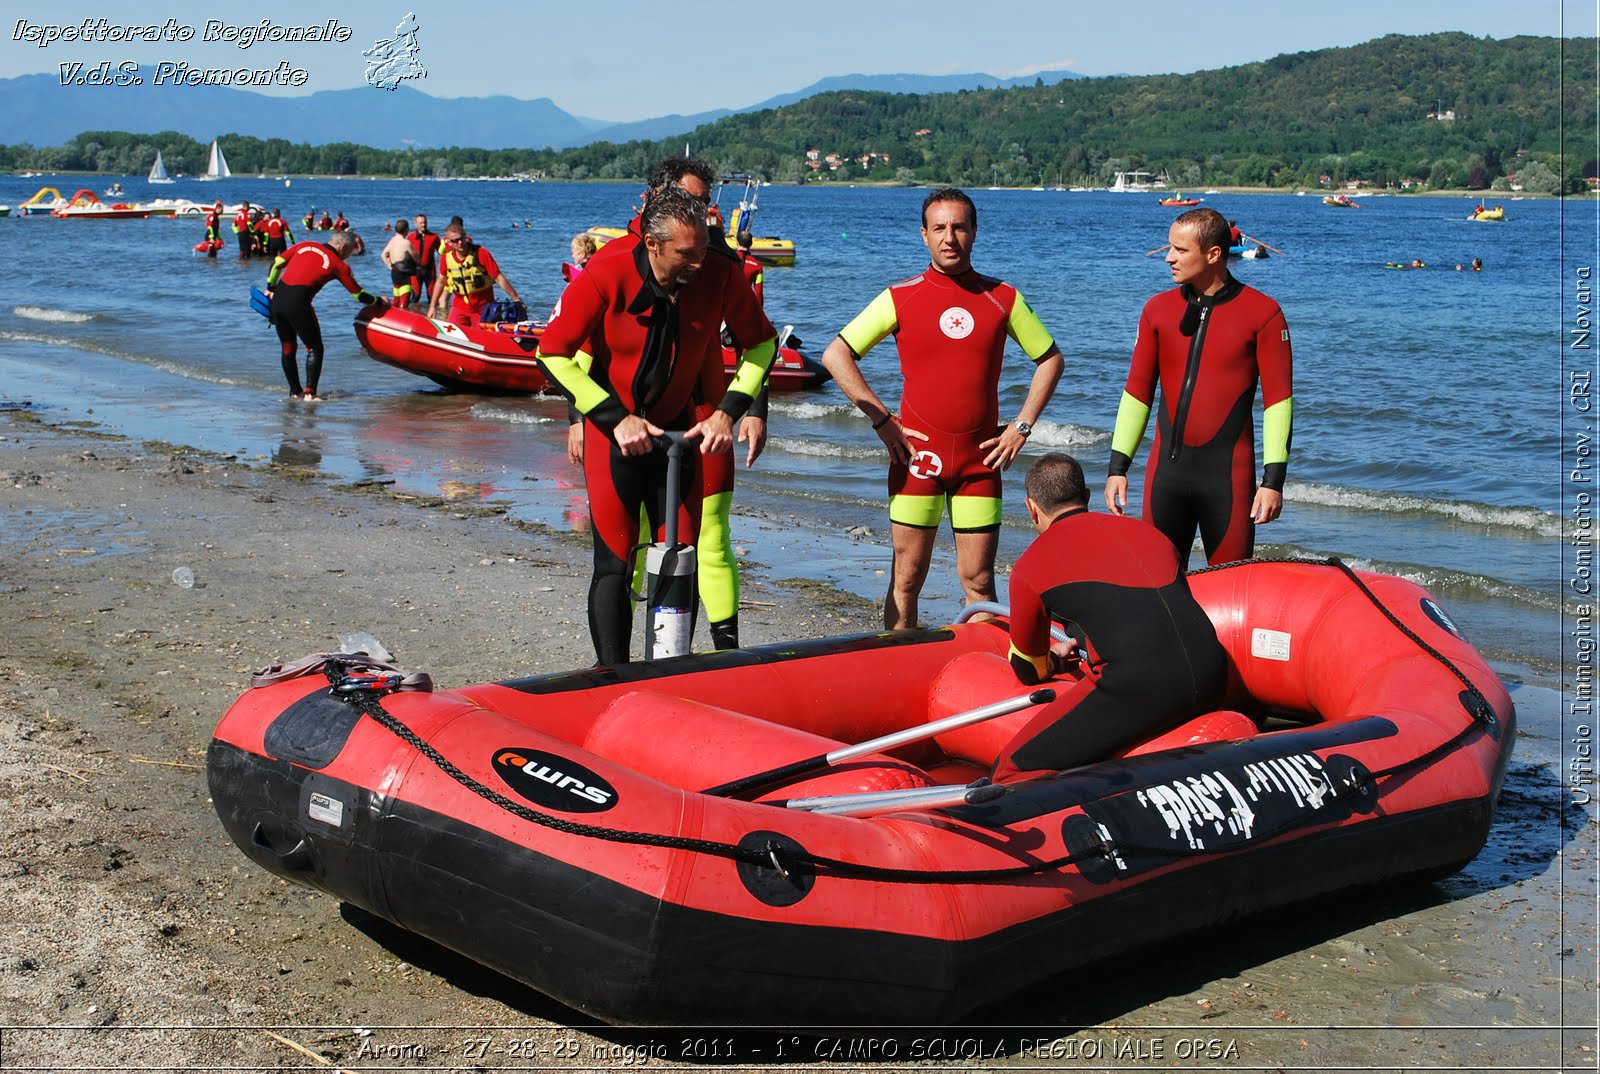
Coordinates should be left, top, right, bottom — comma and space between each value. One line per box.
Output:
939, 306, 975, 339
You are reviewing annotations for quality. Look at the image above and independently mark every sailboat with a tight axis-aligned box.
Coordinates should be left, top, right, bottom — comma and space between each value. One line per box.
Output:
199, 140, 231, 181
147, 151, 173, 184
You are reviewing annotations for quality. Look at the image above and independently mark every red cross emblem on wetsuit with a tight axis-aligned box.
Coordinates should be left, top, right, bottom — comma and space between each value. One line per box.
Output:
909, 450, 944, 479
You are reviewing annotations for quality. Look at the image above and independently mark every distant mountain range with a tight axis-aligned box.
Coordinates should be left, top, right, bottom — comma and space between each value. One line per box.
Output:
0, 68, 1088, 150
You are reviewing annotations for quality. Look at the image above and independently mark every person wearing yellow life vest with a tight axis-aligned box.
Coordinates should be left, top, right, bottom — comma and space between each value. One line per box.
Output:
425, 223, 522, 328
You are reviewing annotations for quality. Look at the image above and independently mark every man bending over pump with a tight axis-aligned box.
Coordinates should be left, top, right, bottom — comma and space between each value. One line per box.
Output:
991, 453, 1226, 781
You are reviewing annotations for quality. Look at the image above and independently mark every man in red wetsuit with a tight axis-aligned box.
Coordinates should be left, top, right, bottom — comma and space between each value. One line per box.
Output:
332, 211, 349, 231
264, 230, 383, 400
562, 157, 773, 653
407, 213, 440, 306
233, 202, 253, 258
821, 187, 1064, 630
993, 452, 1225, 780
427, 223, 522, 328
317, 212, 333, 231
203, 200, 224, 258
262, 208, 292, 259
538, 187, 777, 665
1105, 207, 1294, 567
735, 229, 764, 306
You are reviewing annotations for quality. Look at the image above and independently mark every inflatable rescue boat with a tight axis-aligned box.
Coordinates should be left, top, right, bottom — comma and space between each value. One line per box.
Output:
352, 305, 828, 394
208, 559, 1513, 1024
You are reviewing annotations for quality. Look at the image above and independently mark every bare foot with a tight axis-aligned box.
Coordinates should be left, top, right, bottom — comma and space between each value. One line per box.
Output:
303, 394, 323, 403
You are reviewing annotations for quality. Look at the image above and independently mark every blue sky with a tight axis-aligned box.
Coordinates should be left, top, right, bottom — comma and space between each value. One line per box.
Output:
1, 1, 1589, 122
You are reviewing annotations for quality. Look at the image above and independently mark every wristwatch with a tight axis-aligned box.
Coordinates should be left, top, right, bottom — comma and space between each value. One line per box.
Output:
1014, 419, 1033, 437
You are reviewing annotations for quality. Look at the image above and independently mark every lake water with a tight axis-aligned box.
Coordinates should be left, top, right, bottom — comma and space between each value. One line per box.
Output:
0, 174, 1580, 692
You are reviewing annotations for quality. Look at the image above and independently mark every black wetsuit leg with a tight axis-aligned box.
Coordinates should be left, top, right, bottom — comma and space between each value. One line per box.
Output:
269, 286, 324, 397
582, 424, 703, 665
1144, 394, 1256, 568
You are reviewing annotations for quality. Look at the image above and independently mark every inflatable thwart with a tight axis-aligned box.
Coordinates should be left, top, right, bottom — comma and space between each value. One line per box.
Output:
208, 558, 1513, 1024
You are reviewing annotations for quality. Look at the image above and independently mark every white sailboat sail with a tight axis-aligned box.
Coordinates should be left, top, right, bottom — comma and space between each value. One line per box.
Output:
147, 152, 173, 184
200, 140, 231, 181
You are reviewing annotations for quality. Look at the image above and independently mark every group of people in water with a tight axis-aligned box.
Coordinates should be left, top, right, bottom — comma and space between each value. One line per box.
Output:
250, 156, 1295, 769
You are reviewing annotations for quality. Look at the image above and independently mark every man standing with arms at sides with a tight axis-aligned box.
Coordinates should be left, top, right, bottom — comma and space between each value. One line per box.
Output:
202, 200, 224, 258
1104, 207, 1294, 567
233, 201, 253, 259
262, 208, 293, 261
427, 223, 522, 328
380, 219, 420, 309
408, 213, 441, 307
735, 230, 764, 306
538, 188, 777, 665
821, 188, 1063, 630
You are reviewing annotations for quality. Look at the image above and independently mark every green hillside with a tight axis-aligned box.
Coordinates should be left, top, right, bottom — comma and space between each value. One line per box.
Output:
6, 32, 1594, 191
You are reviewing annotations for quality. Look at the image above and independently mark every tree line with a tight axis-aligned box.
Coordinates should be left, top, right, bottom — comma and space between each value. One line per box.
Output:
1, 32, 1593, 193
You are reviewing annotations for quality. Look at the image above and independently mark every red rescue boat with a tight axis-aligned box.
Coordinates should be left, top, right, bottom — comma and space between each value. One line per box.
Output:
207, 559, 1513, 1024
352, 306, 828, 394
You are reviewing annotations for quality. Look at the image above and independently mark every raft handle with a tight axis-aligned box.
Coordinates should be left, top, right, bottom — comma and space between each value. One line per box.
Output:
251, 822, 315, 872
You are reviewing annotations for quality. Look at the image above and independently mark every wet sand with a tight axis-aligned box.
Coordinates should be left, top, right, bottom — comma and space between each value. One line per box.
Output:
0, 409, 1593, 1072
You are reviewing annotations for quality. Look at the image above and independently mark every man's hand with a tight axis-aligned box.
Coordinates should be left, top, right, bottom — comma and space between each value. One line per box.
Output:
875, 416, 928, 467
738, 416, 767, 468
688, 410, 735, 455
1251, 487, 1283, 524
566, 422, 584, 466
1104, 475, 1130, 516
613, 414, 664, 456
980, 425, 1028, 471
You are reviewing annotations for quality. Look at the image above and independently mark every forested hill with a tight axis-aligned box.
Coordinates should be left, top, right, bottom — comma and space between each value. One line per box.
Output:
683, 32, 1593, 190
8, 33, 1594, 192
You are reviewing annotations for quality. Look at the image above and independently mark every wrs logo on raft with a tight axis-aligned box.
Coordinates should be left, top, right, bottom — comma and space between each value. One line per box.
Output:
493, 748, 618, 813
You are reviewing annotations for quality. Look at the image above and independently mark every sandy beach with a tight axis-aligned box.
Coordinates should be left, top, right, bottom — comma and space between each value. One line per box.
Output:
0, 407, 1593, 1072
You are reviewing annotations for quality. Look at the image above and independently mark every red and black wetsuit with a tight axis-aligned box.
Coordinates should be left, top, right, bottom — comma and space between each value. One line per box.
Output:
408, 227, 441, 304
994, 508, 1226, 780
737, 249, 764, 306
203, 210, 222, 258
262, 215, 291, 258
317, 214, 333, 231
265, 241, 377, 397
1109, 279, 1294, 566
333, 215, 349, 231
233, 209, 252, 258
538, 233, 775, 664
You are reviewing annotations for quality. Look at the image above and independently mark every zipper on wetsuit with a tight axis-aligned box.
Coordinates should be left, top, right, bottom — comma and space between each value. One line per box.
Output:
1167, 306, 1211, 463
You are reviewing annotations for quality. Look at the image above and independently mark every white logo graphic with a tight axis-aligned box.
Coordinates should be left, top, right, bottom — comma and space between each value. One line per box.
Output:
364, 12, 426, 91
908, 451, 944, 480
939, 306, 975, 339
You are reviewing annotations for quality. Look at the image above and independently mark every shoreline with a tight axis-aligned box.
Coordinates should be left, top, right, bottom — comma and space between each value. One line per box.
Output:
0, 411, 1590, 1068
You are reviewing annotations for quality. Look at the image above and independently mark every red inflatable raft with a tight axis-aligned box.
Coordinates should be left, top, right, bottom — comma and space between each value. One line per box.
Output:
207, 559, 1513, 1024
352, 305, 828, 394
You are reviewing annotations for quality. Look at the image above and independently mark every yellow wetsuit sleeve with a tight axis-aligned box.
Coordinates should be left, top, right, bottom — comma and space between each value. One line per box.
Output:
836, 289, 897, 357
265, 254, 289, 289
719, 336, 778, 418
1108, 391, 1152, 477
1261, 396, 1293, 490
1006, 292, 1057, 361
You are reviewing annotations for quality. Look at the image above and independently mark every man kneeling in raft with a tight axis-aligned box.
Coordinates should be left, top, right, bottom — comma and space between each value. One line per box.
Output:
991, 452, 1227, 781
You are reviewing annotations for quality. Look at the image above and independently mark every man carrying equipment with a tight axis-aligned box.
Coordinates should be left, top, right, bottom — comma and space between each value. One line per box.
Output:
538, 188, 777, 665
993, 453, 1225, 780
265, 231, 383, 401
427, 223, 522, 328
1105, 207, 1294, 567
821, 187, 1063, 630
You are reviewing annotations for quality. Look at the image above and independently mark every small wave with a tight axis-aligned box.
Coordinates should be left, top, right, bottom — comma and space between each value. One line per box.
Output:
1027, 421, 1104, 449
0, 330, 272, 389
767, 436, 882, 460
770, 399, 855, 421
13, 306, 95, 324
470, 404, 558, 426
1256, 542, 1563, 612
1289, 480, 1566, 539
